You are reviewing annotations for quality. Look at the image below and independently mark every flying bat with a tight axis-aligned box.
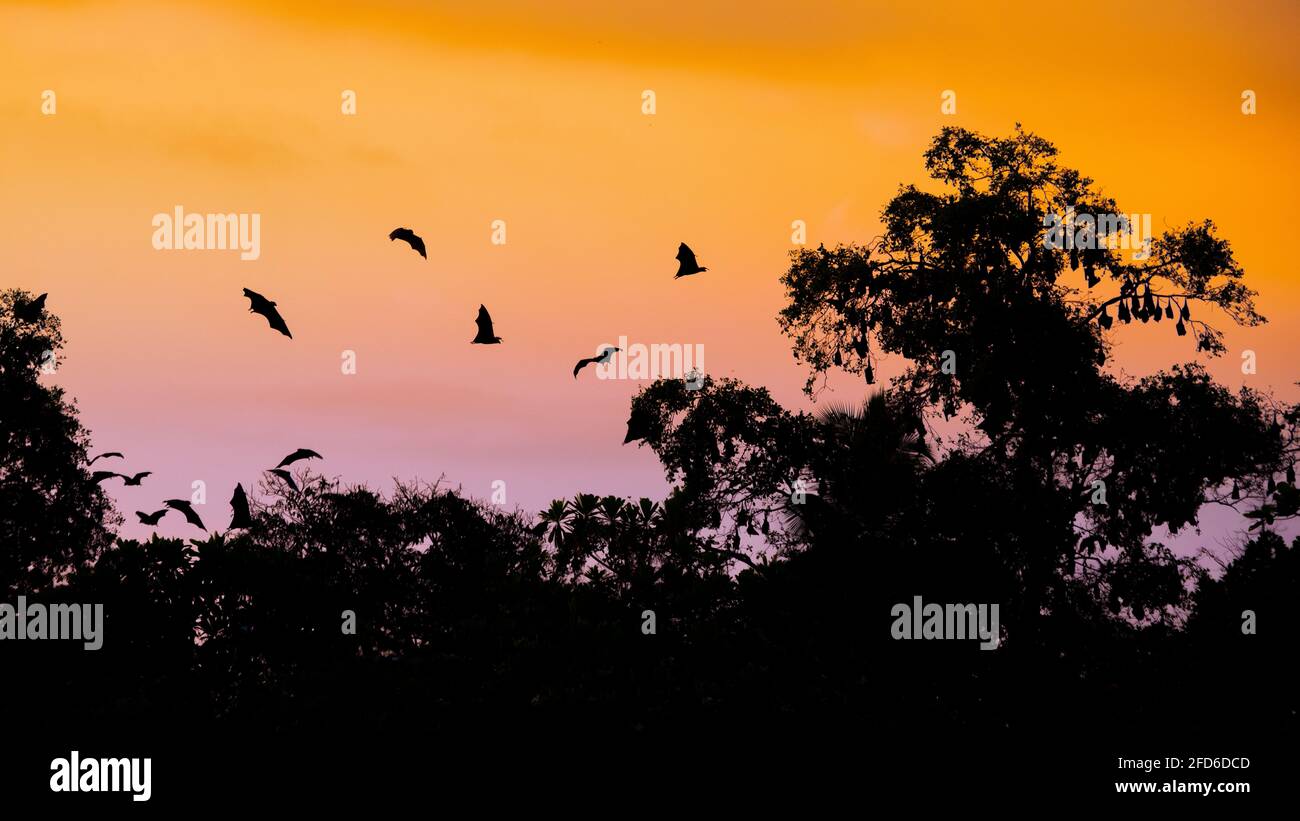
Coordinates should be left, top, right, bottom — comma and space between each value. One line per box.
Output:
229, 483, 253, 529
674, 243, 708, 278
89, 451, 124, 465
389, 227, 427, 259
472, 305, 502, 344
120, 471, 152, 486
136, 509, 169, 526
275, 449, 322, 469
15, 293, 47, 322
242, 288, 292, 338
163, 499, 206, 530
573, 347, 621, 378
267, 469, 299, 493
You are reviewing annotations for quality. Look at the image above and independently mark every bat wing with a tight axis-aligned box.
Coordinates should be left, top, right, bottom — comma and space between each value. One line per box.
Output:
390, 228, 427, 258
574, 357, 594, 378
269, 469, 299, 492
472, 305, 497, 343
90, 451, 124, 464
277, 448, 322, 468
164, 500, 205, 530
244, 289, 292, 339
263, 307, 292, 338
92, 471, 121, 483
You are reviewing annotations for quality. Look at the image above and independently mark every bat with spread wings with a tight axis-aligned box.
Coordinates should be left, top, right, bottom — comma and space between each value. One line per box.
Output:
243, 288, 292, 338
275, 449, 322, 469
136, 509, 169, 526
389, 227, 427, 259
267, 469, 299, 492
573, 347, 621, 378
164, 499, 206, 530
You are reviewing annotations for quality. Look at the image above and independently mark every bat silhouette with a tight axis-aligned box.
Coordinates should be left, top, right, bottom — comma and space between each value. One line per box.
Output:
267, 468, 299, 492
120, 471, 152, 486
472, 305, 502, 344
389, 228, 427, 259
674, 243, 708, 278
89, 451, 124, 465
275, 449, 322, 469
243, 288, 292, 338
573, 347, 621, 378
229, 483, 253, 529
15, 293, 47, 322
92, 471, 120, 483
136, 509, 169, 526
164, 499, 206, 530
624, 406, 654, 444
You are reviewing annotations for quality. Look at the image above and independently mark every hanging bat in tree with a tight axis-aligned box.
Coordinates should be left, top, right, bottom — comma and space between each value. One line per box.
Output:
229, 483, 253, 529
624, 406, 654, 444
15, 293, 47, 322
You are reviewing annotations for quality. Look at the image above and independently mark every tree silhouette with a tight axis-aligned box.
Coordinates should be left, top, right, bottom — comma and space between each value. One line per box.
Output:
0, 289, 118, 594
3, 130, 1298, 803
773, 127, 1287, 623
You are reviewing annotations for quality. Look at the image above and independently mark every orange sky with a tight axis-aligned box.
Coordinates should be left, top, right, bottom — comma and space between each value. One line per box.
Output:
2, 0, 1298, 539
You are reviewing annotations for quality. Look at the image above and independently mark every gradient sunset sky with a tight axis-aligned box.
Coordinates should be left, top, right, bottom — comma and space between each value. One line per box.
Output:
3, 0, 1298, 545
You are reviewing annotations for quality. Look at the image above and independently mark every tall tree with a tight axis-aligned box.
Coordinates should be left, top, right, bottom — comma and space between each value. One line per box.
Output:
0, 289, 118, 593
775, 127, 1282, 619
